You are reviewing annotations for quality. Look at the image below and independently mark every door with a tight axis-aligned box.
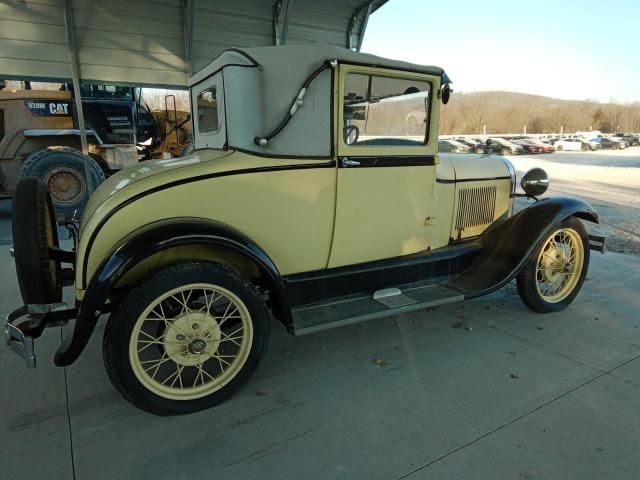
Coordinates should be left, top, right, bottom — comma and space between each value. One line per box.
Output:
328, 66, 441, 268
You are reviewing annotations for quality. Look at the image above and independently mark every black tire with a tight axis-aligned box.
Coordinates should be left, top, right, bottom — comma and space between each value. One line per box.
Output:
179, 141, 194, 157
11, 177, 62, 304
501, 147, 512, 155
103, 261, 270, 415
516, 216, 590, 313
556, 145, 563, 151
581, 143, 589, 151
19, 147, 105, 216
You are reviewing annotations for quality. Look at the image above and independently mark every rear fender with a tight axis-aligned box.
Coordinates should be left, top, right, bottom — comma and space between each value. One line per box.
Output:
452, 196, 598, 298
54, 218, 289, 366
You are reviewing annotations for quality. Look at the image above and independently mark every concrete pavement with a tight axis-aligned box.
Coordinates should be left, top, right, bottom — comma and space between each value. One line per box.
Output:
1, 246, 639, 480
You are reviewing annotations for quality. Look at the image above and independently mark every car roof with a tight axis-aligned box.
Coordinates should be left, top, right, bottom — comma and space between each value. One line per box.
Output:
189, 43, 447, 87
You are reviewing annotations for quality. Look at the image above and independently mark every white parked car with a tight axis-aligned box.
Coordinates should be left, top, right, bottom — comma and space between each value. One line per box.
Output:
554, 138, 600, 151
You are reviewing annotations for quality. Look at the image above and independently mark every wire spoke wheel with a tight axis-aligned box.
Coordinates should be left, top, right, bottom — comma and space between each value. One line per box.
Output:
534, 228, 584, 303
129, 283, 253, 400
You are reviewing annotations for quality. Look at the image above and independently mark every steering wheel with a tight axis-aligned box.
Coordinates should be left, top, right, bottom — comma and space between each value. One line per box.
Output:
343, 125, 360, 145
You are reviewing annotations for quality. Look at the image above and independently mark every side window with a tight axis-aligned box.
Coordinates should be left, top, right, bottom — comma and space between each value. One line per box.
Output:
343, 73, 431, 147
197, 87, 218, 133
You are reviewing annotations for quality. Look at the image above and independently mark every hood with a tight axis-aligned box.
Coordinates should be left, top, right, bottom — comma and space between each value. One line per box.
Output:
439, 153, 512, 180
81, 150, 232, 227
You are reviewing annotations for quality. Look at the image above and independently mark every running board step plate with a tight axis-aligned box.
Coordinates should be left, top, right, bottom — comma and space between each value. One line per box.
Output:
291, 284, 464, 336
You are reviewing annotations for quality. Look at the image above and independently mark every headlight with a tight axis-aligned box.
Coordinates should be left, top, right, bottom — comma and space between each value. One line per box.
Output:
521, 168, 549, 197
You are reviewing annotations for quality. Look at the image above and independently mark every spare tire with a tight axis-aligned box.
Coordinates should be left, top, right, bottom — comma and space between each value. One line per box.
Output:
12, 177, 63, 305
19, 147, 105, 216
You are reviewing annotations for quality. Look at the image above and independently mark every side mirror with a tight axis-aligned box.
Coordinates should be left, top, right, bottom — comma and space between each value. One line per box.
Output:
521, 168, 549, 197
440, 84, 451, 104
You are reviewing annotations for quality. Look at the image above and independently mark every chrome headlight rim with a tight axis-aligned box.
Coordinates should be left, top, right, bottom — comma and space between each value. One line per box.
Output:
498, 156, 517, 216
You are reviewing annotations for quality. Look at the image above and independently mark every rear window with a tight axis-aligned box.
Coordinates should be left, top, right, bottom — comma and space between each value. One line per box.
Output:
197, 87, 218, 133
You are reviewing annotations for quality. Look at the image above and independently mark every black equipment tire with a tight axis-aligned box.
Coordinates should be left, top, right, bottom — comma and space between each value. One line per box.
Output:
19, 147, 105, 216
12, 177, 62, 304
103, 261, 270, 415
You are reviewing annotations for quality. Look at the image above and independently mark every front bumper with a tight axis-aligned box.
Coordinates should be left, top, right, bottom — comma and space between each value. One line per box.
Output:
5, 303, 76, 367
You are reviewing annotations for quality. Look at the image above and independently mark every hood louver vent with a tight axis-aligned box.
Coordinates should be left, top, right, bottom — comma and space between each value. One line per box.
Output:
455, 186, 497, 231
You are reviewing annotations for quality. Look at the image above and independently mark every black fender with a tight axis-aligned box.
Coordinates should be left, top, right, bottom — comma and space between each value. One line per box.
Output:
54, 218, 289, 367
451, 196, 598, 298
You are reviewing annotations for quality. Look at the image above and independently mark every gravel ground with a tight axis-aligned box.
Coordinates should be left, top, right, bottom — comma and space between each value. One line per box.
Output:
509, 148, 640, 255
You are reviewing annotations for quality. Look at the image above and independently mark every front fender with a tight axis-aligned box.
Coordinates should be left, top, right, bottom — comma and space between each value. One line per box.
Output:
452, 196, 598, 298
54, 218, 289, 367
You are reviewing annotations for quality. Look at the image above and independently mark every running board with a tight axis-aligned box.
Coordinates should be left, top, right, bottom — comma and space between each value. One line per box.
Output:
291, 283, 464, 335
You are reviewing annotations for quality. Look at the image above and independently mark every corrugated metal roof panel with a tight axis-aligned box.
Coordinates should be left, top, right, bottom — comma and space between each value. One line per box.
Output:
0, 0, 388, 87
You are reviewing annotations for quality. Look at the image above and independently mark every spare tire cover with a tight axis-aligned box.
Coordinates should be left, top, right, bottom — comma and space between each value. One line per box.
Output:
12, 177, 63, 304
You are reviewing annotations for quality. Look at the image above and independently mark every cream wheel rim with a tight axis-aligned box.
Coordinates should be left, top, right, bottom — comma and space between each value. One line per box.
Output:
129, 283, 253, 400
535, 228, 584, 303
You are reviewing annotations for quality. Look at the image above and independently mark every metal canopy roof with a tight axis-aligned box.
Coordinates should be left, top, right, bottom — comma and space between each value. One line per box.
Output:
0, 0, 389, 88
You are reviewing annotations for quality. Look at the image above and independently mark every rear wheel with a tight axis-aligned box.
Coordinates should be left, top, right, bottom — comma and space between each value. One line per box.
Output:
103, 261, 270, 415
581, 143, 589, 151
556, 145, 563, 151
516, 217, 589, 313
19, 147, 105, 216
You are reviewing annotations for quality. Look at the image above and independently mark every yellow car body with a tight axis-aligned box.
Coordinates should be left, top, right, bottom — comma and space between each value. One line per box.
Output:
6, 44, 600, 416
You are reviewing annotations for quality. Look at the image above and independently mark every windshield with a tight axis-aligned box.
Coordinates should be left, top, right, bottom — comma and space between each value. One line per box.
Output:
76, 83, 135, 101
343, 73, 431, 146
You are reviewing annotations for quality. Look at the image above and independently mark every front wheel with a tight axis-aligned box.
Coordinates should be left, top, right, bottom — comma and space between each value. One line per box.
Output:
103, 261, 270, 415
501, 147, 512, 155
516, 217, 590, 313
556, 145, 563, 151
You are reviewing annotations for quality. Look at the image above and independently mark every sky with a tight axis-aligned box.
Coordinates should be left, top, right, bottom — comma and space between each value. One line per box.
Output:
361, 0, 640, 103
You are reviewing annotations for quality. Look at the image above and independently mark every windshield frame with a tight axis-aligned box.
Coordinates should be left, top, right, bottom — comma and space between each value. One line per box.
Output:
338, 64, 439, 156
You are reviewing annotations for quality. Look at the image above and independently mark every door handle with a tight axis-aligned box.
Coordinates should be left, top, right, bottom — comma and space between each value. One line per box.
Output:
341, 158, 361, 167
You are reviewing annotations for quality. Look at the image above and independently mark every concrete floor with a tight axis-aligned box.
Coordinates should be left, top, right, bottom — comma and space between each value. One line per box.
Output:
1, 241, 639, 479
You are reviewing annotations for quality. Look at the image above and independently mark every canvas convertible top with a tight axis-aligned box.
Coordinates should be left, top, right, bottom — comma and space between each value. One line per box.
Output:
188, 43, 448, 158
189, 43, 445, 86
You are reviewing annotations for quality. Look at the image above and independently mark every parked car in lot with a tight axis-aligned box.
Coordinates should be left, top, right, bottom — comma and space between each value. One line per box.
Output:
438, 139, 471, 153
5, 44, 603, 415
553, 138, 601, 151
511, 139, 542, 154
614, 133, 640, 146
592, 137, 626, 149
488, 137, 525, 155
455, 137, 485, 153
522, 138, 555, 153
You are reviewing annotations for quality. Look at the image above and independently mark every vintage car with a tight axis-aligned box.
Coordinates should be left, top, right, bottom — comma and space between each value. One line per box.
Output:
6, 44, 605, 415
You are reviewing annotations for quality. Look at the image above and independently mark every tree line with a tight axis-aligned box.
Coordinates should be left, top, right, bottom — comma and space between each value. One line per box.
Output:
440, 91, 640, 135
